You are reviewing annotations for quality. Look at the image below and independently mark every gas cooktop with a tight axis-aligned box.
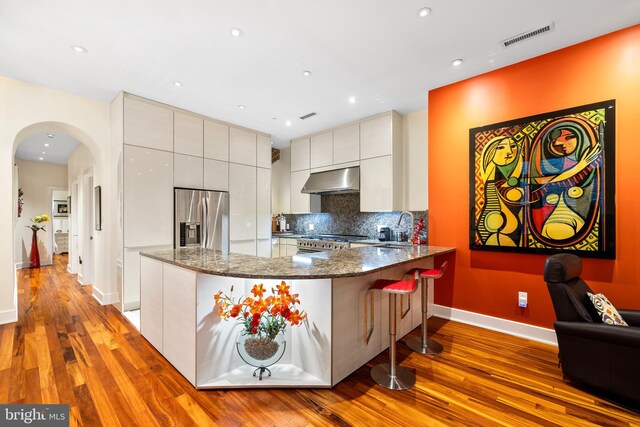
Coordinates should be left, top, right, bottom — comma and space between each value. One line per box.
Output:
296, 234, 369, 252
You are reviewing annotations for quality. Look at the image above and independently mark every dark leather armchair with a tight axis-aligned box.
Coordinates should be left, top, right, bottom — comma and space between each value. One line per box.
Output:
544, 253, 640, 408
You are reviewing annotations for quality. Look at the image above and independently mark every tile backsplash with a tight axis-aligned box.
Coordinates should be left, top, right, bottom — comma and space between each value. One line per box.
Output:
282, 193, 427, 240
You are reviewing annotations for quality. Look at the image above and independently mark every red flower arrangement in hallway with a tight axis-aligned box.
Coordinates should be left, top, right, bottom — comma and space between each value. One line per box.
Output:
214, 282, 307, 340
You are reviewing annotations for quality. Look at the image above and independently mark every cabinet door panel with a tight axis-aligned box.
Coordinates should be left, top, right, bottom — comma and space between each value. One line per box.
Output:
174, 154, 204, 189
290, 170, 310, 213
333, 124, 360, 164
229, 127, 256, 166
229, 164, 256, 240
257, 135, 272, 169
360, 156, 393, 212
204, 120, 229, 161
124, 97, 173, 151
204, 159, 229, 191
124, 145, 173, 246
360, 114, 392, 159
310, 132, 333, 168
290, 138, 310, 172
257, 238, 271, 258
230, 239, 256, 255
174, 111, 203, 157
256, 168, 271, 239
140, 257, 163, 353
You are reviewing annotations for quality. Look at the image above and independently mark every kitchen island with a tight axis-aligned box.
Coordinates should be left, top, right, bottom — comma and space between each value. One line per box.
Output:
139, 245, 454, 388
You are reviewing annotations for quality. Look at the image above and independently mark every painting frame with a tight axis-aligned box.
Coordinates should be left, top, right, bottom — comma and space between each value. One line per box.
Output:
469, 100, 616, 259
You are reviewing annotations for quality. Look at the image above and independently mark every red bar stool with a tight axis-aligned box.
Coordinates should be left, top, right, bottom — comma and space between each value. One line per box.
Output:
405, 261, 448, 355
367, 271, 419, 390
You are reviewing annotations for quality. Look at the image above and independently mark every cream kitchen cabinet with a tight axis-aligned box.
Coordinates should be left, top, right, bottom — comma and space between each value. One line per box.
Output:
290, 169, 320, 214
310, 132, 333, 168
123, 145, 173, 247
229, 127, 256, 166
257, 135, 272, 169
124, 97, 174, 151
204, 158, 229, 191
360, 112, 397, 160
140, 256, 164, 353
256, 167, 271, 240
256, 239, 271, 258
204, 120, 229, 161
271, 238, 280, 258
174, 111, 203, 157
291, 138, 310, 172
174, 153, 204, 189
333, 124, 359, 164
230, 163, 257, 254
360, 155, 402, 212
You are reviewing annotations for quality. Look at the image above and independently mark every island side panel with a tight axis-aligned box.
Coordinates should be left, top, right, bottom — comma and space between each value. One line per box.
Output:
163, 263, 197, 385
290, 279, 332, 385
140, 256, 164, 353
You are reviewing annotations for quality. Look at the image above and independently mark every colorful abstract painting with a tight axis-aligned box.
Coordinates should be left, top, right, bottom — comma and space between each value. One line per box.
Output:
469, 100, 616, 258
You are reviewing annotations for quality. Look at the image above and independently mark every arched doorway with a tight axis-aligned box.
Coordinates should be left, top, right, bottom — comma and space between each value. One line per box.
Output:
12, 121, 102, 304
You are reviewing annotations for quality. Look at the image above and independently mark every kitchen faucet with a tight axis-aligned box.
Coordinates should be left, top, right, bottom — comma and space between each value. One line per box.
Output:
397, 211, 414, 240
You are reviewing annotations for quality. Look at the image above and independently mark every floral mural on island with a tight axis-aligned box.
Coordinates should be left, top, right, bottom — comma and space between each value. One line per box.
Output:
470, 100, 616, 258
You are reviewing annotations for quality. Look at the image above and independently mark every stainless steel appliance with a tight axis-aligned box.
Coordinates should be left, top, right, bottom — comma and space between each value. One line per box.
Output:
301, 167, 360, 194
379, 227, 392, 241
174, 188, 229, 252
296, 234, 367, 253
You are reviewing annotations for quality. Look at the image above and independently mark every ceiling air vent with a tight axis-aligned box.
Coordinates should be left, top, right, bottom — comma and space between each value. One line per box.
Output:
502, 23, 554, 47
299, 112, 317, 120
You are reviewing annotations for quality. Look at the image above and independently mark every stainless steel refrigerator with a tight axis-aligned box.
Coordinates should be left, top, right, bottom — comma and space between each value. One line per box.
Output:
174, 188, 229, 252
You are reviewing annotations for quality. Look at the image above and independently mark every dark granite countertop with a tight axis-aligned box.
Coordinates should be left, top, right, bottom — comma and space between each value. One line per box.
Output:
140, 245, 455, 279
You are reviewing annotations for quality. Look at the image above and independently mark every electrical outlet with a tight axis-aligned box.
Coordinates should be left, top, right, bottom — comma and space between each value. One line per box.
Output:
308, 223, 314, 231
518, 291, 527, 308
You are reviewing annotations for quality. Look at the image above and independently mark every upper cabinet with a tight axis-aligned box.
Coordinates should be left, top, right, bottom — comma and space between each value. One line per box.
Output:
310, 132, 333, 168
256, 135, 272, 169
290, 138, 310, 172
204, 120, 229, 162
174, 112, 203, 157
360, 114, 393, 159
229, 127, 257, 166
124, 97, 174, 151
333, 124, 359, 165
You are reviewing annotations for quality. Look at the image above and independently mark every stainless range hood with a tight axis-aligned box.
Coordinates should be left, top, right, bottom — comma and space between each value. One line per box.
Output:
301, 167, 360, 194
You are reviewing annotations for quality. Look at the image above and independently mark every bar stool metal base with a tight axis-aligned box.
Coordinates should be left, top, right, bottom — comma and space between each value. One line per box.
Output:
406, 336, 443, 355
370, 363, 416, 390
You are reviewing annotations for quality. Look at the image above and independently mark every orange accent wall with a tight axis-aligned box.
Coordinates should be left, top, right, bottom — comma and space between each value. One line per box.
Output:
428, 25, 640, 328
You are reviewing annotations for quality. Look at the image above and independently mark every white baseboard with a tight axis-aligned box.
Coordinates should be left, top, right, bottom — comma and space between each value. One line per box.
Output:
433, 305, 558, 346
77, 273, 84, 285
15, 262, 30, 269
0, 308, 18, 325
92, 286, 120, 306
123, 301, 141, 312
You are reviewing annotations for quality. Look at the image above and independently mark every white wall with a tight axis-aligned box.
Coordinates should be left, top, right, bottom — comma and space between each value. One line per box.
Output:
1, 76, 115, 324
271, 147, 291, 214
14, 159, 68, 267
401, 106, 428, 211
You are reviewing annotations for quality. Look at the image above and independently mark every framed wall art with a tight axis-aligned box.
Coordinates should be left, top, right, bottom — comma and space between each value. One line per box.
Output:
469, 100, 615, 258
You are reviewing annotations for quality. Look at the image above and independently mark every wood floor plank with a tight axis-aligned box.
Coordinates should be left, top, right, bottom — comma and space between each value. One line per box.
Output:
1, 254, 638, 426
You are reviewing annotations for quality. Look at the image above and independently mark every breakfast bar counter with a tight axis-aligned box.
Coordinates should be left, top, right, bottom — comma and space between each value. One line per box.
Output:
139, 245, 454, 389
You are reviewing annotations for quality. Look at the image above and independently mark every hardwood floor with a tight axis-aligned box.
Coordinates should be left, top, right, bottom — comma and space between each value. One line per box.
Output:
1, 254, 638, 426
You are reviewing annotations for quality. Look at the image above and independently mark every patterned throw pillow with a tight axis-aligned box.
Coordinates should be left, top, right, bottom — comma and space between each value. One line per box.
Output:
586, 292, 628, 326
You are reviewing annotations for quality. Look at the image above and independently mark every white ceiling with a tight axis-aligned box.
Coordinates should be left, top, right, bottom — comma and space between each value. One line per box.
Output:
1, 1, 638, 148
15, 132, 80, 165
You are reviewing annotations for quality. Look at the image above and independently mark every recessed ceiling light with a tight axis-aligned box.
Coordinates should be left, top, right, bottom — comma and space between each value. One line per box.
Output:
172, 81, 183, 87
348, 96, 357, 104
230, 27, 244, 37
285, 120, 292, 127
238, 105, 245, 109
38, 157, 44, 161
452, 58, 463, 66
417, 7, 431, 18
272, 117, 278, 120
47, 134, 54, 138
71, 45, 88, 54
302, 70, 312, 77
44, 143, 50, 147
42, 151, 46, 154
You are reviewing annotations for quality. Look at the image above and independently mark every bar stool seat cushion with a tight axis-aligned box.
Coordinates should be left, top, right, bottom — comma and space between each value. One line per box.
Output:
369, 279, 417, 294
